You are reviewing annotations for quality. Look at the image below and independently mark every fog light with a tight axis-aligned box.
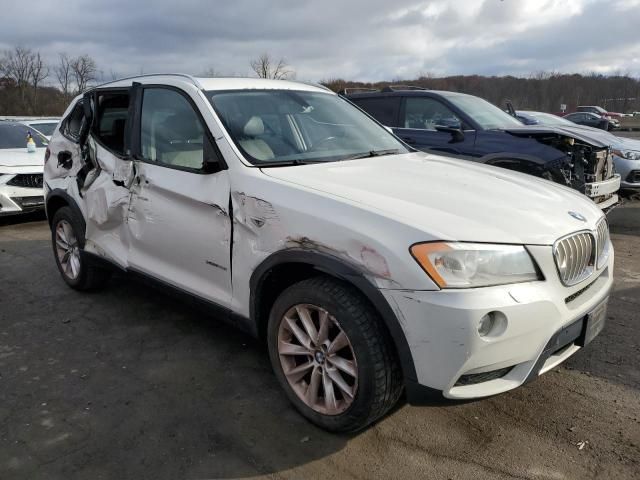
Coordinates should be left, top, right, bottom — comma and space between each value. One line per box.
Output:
477, 311, 507, 338
478, 313, 495, 337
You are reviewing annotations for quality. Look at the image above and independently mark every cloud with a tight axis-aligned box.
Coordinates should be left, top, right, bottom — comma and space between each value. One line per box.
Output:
0, 0, 638, 82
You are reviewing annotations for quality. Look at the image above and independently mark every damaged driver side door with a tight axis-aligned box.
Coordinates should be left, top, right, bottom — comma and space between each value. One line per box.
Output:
126, 85, 232, 305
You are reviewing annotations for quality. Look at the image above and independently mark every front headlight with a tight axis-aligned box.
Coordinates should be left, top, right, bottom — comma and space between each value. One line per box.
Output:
612, 149, 640, 161
410, 242, 541, 288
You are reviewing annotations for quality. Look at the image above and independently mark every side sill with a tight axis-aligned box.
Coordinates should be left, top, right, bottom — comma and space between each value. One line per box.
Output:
81, 251, 256, 337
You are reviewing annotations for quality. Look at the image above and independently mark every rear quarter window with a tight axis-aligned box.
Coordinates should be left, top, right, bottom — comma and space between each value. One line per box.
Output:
94, 91, 129, 156
62, 101, 86, 142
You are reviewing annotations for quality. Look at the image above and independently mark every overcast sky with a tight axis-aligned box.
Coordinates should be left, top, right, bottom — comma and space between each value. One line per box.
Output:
1, 0, 639, 82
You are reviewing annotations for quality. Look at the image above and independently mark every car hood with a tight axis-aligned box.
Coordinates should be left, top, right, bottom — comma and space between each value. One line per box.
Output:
503, 125, 609, 148
615, 136, 640, 151
542, 124, 640, 151
0, 148, 46, 167
510, 122, 640, 151
262, 152, 603, 246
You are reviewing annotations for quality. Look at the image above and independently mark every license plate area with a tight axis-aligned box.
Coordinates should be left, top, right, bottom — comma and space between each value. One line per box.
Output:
577, 297, 608, 347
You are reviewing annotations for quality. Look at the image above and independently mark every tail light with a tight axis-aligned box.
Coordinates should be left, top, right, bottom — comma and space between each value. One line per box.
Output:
44, 147, 51, 164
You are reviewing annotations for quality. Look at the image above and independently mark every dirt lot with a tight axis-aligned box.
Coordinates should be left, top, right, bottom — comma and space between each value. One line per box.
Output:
1, 201, 639, 480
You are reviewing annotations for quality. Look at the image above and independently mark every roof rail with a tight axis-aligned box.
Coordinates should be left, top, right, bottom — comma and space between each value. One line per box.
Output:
297, 80, 334, 93
339, 87, 378, 95
380, 85, 428, 92
92, 73, 203, 90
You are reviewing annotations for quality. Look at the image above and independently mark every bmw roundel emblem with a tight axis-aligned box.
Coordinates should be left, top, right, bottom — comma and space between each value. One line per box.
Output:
568, 211, 587, 222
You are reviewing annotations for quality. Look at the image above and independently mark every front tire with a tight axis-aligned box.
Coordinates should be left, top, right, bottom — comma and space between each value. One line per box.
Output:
267, 276, 402, 432
51, 206, 111, 290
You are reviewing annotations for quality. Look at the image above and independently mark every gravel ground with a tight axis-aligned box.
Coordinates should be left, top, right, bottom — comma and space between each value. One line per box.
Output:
0, 202, 639, 480
615, 130, 640, 140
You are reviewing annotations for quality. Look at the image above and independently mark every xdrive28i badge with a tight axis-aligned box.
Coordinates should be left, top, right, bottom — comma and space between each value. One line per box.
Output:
568, 211, 587, 222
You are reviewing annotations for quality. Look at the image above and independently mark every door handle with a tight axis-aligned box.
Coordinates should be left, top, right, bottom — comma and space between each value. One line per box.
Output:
402, 136, 417, 144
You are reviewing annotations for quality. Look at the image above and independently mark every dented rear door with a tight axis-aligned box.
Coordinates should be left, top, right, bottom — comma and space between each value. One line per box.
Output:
126, 86, 232, 305
80, 88, 137, 267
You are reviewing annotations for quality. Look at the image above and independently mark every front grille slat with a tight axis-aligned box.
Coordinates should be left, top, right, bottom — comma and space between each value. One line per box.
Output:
554, 220, 609, 287
7, 174, 44, 189
596, 218, 610, 269
576, 235, 584, 285
569, 237, 580, 282
554, 231, 595, 286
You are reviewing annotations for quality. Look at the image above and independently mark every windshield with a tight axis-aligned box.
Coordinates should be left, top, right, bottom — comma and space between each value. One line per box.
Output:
447, 95, 524, 130
0, 122, 48, 149
518, 111, 575, 127
206, 89, 409, 165
28, 122, 58, 136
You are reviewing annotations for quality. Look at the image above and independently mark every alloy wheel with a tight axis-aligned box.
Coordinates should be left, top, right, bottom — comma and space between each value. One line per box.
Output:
277, 303, 358, 415
55, 219, 81, 280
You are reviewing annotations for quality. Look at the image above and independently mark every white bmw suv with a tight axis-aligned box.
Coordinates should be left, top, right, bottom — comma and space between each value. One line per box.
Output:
44, 75, 613, 432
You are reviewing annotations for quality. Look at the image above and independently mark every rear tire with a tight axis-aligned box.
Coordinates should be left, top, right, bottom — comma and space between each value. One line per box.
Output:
267, 276, 402, 432
51, 206, 111, 290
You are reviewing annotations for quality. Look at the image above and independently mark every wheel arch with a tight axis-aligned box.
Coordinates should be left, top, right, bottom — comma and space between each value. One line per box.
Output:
46, 188, 85, 231
249, 249, 418, 383
481, 152, 567, 179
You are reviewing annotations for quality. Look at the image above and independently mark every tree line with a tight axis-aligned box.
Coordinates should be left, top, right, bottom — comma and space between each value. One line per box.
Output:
0, 46, 98, 116
2, 45, 639, 116
0, 48, 295, 116
322, 72, 640, 114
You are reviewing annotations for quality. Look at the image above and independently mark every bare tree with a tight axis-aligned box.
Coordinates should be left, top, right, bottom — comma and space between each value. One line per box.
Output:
201, 66, 221, 77
1, 46, 36, 106
250, 53, 293, 80
71, 54, 97, 93
55, 53, 73, 98
29, 52, 49, 109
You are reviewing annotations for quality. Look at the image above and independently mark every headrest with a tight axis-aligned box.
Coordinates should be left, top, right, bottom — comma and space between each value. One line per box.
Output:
158, 113, 200, 140
243, 116, 264, 137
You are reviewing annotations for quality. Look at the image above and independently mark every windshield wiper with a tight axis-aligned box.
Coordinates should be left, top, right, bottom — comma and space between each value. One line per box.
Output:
257, 159, 321, 168
343, 149, 401, 161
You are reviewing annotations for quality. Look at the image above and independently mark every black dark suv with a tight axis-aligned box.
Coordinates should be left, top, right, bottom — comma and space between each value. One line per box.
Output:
344, 86, 620, 210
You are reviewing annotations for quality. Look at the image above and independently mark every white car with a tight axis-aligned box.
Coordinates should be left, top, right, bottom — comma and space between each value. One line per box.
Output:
0, 121, 48, 216
21, 118, 61, 140
44, 75, 613, 432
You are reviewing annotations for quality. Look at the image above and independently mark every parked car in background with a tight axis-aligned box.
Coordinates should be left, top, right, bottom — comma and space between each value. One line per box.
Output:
516, 111, 640, 191
21, 118, 60, 140
575, 106, 621, 128
563, 112, 613, 131
45, 75, 613, 432
345, 86, 620, 210
0, 121, 48, 215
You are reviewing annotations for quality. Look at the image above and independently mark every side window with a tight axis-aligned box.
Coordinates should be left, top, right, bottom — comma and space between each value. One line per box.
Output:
403, 97, 462, 130
140, 88, 211, 170
95, 91, 129, 155
63, 101, 86, 142
353, 97, 401, 127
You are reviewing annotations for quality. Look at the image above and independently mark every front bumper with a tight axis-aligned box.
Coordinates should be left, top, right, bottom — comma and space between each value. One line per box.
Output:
585, 174, 620, 197
586, 174, 621, 210
383, 244, 614, 401
613, 156, 640, 190
0, 180, 45, 215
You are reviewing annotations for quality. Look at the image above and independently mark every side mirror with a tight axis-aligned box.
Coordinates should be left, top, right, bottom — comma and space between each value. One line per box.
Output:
435, 125, 465, 143
203, 136, 225, 173
203, 156, 223, 174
